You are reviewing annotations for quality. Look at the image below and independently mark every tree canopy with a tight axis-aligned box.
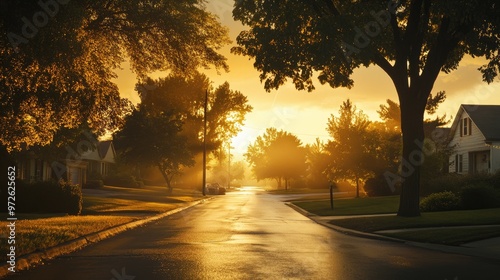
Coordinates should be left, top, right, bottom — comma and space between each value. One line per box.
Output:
115, 73, 252, 192
325, 99, 376, 197
136, 72, 253, 155
233, 0, 500, 216
0, 0, 230, 151
246, 128, 306, 189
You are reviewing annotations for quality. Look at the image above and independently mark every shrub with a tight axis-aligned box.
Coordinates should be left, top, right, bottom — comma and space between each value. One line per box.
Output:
420, 191, 461, 212
84, 180, 104, 189
87, 171, 103, 181
364, 174, 396, 197
16, 180, 82, 215
104, 174, 138, 188
459, 184, 500, 210
423, 172, 500, 196
491, 171, 500, 190
61, 181, 83, 215
422, 173, 463, 196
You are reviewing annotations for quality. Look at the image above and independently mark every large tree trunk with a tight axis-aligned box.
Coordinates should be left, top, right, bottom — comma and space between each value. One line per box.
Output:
397, 93, 427, 217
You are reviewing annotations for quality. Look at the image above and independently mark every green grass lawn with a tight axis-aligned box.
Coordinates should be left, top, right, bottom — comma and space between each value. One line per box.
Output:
329, 208, 500, 232
329, 208, 500, 245
293, 195, 400, 216
0, 215, 135, 259
292, 195, 500, 245
0, 185, 203, 261
382, 226, 500, 245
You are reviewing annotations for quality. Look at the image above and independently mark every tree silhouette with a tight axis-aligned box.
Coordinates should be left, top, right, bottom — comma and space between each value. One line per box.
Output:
305, 139, 331, 189
246, 128, 307, 189
117, 73, 252, 192
232, 1, 500, 216
326, 100, 375, 197
113, 109, 193, 193
0, 0, 229, 151
136, 73, 253, 156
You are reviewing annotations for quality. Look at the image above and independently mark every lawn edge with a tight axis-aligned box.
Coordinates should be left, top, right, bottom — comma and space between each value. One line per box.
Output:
286, 202, 500, 262
285, 202, 405, 243
0, 196, 214, 278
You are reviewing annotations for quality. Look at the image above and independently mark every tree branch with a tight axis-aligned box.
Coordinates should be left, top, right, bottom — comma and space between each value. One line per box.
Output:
408, 0, 431, 85
419, 16, 457, 102
403, 0, 424, 56
306, 0, 340, 17
372, 51, 394, 78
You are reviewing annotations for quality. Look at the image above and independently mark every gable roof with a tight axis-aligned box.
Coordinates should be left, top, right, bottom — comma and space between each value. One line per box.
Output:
98, 141, 113, 159
450, 105, 500, 141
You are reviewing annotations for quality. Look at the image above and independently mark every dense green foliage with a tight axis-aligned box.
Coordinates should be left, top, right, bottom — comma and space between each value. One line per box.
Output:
115, 73, 252, 192
460, 184, 500, 210
233, 0, 500, 216
420, 172, 500, 211
0, 0, 229, 151
84, 180, 104, 189
246, 128, 307, 189
420, 191, 460, 212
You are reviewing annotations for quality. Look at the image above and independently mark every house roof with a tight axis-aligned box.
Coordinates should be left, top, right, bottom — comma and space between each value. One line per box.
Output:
98, 141, 113, 159
97, 140, 116, 163
450, 105, 500, 141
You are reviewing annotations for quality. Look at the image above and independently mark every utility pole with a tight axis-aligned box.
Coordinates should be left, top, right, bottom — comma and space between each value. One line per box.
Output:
202, 89, 208, 196
228, 143, 231, 189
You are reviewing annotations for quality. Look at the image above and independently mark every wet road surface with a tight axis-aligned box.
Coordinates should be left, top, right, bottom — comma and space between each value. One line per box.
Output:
5, 186, 500, 279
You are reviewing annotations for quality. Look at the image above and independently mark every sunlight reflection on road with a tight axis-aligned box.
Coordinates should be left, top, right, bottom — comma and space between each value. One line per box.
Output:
234, 186, 265, 195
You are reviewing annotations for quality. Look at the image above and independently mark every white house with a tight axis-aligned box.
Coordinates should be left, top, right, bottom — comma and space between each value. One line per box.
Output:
448, 105, 500, 174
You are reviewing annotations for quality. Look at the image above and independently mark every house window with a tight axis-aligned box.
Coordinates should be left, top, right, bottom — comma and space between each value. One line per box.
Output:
455, 154, 463, 173
461, 117, 471, 136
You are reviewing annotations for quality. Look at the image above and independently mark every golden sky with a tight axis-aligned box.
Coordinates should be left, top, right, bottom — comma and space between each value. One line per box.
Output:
114, 1, 500, 158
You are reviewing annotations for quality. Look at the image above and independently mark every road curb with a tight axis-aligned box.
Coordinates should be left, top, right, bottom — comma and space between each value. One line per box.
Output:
286, 202, 500, 262
0, 197, 214, 278
285, 202, 406, 244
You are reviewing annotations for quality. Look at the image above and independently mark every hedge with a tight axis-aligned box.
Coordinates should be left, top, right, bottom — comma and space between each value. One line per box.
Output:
15, 180, 82, 215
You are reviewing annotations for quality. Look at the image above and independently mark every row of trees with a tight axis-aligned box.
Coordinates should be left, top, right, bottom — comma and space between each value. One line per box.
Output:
114, 73, 252, 193
0, 0, 230, 152
232, 0, 500, 216
245, 96, 450, 196
0, 1, 249, 193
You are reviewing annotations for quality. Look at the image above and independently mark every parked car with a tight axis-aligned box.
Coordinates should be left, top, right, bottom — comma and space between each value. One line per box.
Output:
205, 183, 226, 195
217, 185, 226, 195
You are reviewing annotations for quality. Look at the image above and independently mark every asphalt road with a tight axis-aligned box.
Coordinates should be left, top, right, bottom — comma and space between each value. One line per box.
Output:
6, 186, 500, 279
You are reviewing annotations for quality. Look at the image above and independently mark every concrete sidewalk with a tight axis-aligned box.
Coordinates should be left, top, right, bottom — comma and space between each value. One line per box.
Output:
286, 203, 500, 262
